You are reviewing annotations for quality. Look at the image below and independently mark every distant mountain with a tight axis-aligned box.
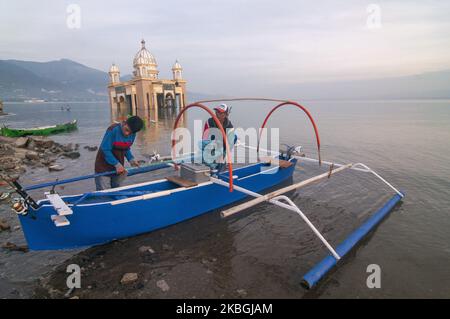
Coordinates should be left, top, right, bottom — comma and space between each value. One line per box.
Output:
0, 59, 109, 102
1, 58, 449, 102
280, 69, 450, 100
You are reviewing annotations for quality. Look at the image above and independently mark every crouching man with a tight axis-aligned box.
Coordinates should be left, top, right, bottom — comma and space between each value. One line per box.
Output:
94, 116, 144, 190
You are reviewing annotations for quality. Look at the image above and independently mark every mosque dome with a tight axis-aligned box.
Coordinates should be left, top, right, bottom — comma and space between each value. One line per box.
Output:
172, 60, 182, 70
133, 40, 158, 79
133, 40, 157, 68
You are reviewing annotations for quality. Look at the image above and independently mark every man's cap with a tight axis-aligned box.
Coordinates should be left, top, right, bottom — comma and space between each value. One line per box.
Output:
214, 103, 230, 114
126, 116, 144, 133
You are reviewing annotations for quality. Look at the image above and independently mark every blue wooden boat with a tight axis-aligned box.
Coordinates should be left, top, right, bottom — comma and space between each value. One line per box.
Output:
7, 98, 405, 288
17, 158, 296, 250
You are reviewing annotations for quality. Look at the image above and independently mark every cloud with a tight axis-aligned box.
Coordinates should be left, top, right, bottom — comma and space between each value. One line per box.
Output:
1, 0, 449, 95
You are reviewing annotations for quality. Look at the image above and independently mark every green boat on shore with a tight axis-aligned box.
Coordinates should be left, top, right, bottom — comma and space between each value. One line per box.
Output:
0, 120, 77, 137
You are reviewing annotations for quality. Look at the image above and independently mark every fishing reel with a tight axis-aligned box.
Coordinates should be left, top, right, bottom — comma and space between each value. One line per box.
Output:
11, 199, 28, 216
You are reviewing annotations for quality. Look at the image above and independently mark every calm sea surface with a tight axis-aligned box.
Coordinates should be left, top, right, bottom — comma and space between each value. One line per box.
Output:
1, 99, 449, 298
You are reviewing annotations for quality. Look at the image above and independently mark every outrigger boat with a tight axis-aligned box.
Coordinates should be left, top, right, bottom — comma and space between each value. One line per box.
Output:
4, 99, 404, 288
0, 120, 77, 137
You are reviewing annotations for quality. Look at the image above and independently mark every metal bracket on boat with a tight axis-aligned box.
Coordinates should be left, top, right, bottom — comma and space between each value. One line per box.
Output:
45, 191, 72, 227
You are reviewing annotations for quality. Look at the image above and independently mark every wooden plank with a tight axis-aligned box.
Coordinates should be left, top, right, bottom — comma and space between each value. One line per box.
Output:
45, 192, 73, 216
51, 215, 70, 227
278, 159, 293, 168
221, 163, 352, 218
259, 157, 293, 168
166, 176, 198, 188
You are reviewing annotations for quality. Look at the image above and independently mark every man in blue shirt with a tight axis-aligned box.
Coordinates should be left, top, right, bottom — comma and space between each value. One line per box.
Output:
94, 116, 144, 190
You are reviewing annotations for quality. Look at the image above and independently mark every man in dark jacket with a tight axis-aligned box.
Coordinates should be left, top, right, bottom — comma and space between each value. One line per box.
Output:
94, 116, 144, 190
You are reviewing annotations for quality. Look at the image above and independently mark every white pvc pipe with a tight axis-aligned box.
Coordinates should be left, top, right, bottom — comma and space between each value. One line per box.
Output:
210, 177, 341, 260
236, 142, 403, 198
270, 195, 340, 260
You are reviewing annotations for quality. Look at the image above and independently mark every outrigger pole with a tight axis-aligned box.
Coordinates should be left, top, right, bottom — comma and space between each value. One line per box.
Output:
213, 143, 404, 289
211, 164, 351, 261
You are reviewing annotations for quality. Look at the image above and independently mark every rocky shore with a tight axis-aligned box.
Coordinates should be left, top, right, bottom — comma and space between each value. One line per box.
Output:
0, 135, 85, 180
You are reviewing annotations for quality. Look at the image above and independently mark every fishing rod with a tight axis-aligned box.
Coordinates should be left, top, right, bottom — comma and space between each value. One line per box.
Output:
0, 174, 39, 210
23, 156, 195, 192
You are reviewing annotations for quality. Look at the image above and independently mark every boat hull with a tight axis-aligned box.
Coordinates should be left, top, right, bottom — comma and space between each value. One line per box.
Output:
19, 160, 296, 250
0, 120, 77, 137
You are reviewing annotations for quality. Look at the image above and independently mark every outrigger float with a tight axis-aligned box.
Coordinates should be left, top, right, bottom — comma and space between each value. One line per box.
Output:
3, 98, 404, 289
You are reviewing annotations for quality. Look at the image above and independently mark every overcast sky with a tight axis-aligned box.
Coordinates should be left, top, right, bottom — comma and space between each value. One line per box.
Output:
1, 0, 449, 95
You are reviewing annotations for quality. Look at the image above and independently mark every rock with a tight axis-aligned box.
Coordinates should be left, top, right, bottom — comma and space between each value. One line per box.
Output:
15, 137, 29, 148
13, 226, 21, 231
0, 220, 11, 231
138, 245, 155, 254
25, 151, 40, 161
40, 158, 52, 166
162, 244, 172, 251
84, 146, 98, 152
32, 137, 54, 149
62, 151, 80, 159
0, 192, 11, 201
0, 136, 15, 144
2, 242, 29, 253
13, 148, 28, 159
120, 273, 138, 285
236, 289, 247, 297
69, 296, 79, 299
1, 162, 16, 170
48, 165, 64, 172
156, 279, 170, 292
61, 143, 73, 152
50, 146, 60, 154
75, 144, 79, 151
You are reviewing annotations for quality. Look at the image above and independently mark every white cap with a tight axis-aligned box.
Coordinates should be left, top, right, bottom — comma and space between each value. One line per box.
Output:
214, 103, 229, 114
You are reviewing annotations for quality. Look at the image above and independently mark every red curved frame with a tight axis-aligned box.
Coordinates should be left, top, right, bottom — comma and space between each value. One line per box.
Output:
171, 103, 234, 192
257, 101, 322, 165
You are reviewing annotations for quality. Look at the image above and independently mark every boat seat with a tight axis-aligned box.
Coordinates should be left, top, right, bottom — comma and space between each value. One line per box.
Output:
166, 176, 198, 188
45, 192, 73, 216
51, 215, 70, 227
259, 157, 293, 169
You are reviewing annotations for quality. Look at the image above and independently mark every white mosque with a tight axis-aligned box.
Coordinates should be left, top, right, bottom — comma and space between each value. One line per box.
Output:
107, 40, 187, 122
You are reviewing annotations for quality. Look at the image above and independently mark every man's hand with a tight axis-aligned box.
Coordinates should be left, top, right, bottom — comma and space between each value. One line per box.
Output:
115, 163, 127, 175
129, 160, 140, 168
